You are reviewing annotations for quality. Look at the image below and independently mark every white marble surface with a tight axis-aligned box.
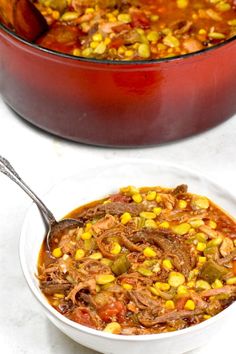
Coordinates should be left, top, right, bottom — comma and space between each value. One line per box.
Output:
0, 95, 236, 354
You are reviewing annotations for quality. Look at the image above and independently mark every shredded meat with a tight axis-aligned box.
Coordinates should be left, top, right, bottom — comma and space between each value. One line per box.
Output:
40, 280, 71, 295
129, 290, 161, 310
66, 279, 96, 304
218, 249, 236, 265
138, 309, 203, 327
92, 214, 116, 234
172, 184, 188, 196
77, 202, 145, 221
201, 286, 236, 298
130, 229, 194, 276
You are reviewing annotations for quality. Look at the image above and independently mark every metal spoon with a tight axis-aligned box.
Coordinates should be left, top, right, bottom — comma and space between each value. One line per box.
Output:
0, 0, 48, 41
0, 156, 82, 250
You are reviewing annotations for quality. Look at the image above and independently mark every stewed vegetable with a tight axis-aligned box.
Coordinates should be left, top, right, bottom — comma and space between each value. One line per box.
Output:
38, 184, 236, 335
1, 0, 235, 60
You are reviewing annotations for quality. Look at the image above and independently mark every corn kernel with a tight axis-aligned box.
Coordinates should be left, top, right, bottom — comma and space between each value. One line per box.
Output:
198, 256, 207, 263
184, 299, 195, 311
187, 281, 196, 288
198, 29, 207, 35
145, 219, 157, 228
156, 194, 162, 203
159, 221, 170, 229
165, 300, 175, 309
147, 31, 159, 42
138, 43, 151, 58
61, 11, 79, 21
208, 32, 226, 39
212, 279, 223, 289
150, 14, 159, 22
92, 33, 103, 42
52, 248, 62, 258
137, 267, 153, 276
178, 200, 187, 209
96, 285, 101, 292
132, 193, 143, 203
140, 211, 156, 219
197, 242, 206, 252
228, 19, 236, 26
117, 13, 131, 23
125, 50, 134, 57
226, 277, 236, 285
94, 42, 107, 54
96, 274, 115, 285
82, 48, 93, 57
146, 191, 157, 201
90, 41, 99, 49
162, 259, 173, 270
143, 247, 157, 258
75, 249, 85, 260
191, 196, 209, 209
85, 223, 92, 231
155, 282, 170, 291
111, 242, 122, 255
104, 322, 121, 334
189, 219, 205, 228
172, 223, 191, 235
163, 34, 180, 48
81, 231, 92, 240
89, 252, 103, 260
195, 232, 207, 242
196, 280, 211, 290
85, 7, 95, 14
208, 220, 217, 229
177, 285, 188, 295
52, 10, 60, 20
203, 314, 212, 320
101, 258, 113, 266
121, 212, 132, 224
216, 2, 231, 11
54, 293, 65, 299
177, 0, 189, 9
188, 269, 199, 281
153, 207, 162, 215
150, 286, 159, 296
122, 283, 133, 290
168, 272, 185, 287
104, 37, 111, 45
207, 237, 222, 247
120, 186, 139, 195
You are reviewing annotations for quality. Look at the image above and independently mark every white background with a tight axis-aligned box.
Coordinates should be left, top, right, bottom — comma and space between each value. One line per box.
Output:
0, 96, 235, 353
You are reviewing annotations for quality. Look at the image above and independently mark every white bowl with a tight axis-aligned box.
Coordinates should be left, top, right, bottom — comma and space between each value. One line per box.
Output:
19, 160, 236, 354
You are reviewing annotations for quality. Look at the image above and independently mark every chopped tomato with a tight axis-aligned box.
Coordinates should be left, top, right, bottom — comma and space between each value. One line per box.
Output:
112, 24, 131, 33
175, 297, 188, 310
109, 37, 125, 49
98, 301, 126, 323
70, 308, 95, 328
131, 11, 150, 29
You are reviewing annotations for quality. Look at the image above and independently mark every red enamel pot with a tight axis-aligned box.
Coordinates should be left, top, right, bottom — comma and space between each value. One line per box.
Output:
0, 23, 235, 147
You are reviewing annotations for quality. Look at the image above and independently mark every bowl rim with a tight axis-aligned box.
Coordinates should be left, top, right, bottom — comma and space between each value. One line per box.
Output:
19, 159, 236, 342
0, 21, 236, 66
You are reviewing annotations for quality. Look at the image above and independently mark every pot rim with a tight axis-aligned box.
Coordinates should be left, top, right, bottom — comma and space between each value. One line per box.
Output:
0, 22, 236, 66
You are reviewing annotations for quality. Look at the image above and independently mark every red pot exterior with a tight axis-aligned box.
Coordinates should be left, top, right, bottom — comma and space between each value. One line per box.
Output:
0, 27, 236, 147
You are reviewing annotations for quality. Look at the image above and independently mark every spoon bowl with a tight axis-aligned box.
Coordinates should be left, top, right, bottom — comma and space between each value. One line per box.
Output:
0, 0, 48, 41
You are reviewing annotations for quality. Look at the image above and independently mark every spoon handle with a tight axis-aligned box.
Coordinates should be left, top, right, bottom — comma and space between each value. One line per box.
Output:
0, 156, 57, 225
